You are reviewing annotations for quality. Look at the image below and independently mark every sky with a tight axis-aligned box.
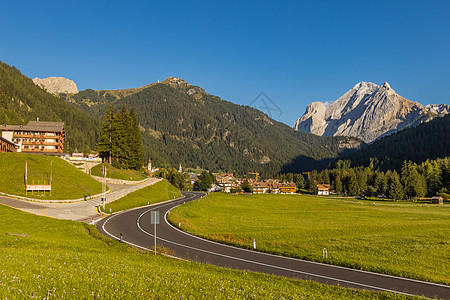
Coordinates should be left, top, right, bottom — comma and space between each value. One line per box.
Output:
1, 0, 449, 126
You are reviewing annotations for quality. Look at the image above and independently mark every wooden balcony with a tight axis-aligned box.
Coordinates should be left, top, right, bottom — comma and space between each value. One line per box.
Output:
13, 133, 61, 139
21, 148, 63, 153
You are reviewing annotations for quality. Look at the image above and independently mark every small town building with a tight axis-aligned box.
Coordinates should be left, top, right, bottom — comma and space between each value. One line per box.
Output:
216, 173, 235, 193
0, 136, 17, 152
431, 196, 444, 204
317, 184, 330, 195
188, 172, 198, 185
252, 182, 269, 194
1, 121, 65, 154
278, 182, 297, 194
216, 173, 234, 184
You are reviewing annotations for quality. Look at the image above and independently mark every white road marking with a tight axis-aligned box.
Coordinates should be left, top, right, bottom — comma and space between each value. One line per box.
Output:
101, 192, 447, 297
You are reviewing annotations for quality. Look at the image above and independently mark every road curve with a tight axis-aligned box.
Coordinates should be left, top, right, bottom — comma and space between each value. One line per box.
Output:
97, 191, 450, 299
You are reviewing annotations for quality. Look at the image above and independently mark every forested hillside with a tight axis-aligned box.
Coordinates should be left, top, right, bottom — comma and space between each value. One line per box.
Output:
66, 78, 362, 176
0, 61, 99, 153
346, 114, 450, 171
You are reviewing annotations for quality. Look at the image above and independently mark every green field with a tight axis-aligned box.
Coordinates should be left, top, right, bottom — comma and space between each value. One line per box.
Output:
91, 163, 147, 181
0, 205, 418, 299
102, 179, 181, 213
168, 193, 450, 285
0, 153, 103, 200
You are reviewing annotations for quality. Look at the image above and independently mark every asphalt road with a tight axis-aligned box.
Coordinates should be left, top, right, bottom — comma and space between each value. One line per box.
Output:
97, 191, 450, 299
0, 178, 161, 223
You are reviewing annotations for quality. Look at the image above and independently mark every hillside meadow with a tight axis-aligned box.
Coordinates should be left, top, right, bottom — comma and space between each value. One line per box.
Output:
0, 153, 103, 200
102, 179, 181, 213
91, 162, 147, 181
168, 193, 450, 285
0, 204, 418, 299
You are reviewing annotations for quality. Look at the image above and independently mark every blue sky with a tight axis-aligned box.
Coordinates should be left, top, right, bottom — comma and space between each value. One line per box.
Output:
1, 0, 449, 126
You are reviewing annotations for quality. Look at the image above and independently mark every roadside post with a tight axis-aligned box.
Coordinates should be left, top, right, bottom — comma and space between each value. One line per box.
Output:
323, 248, 327, 259
253, 239, 256, 250
120, 233, 123, 243
151, 211, 160, 255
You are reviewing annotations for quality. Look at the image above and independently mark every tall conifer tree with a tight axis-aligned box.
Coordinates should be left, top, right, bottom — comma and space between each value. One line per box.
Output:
97, 105, 115, 164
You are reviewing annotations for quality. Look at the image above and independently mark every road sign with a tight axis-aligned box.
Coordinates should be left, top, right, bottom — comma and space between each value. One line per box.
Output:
151, 211, 160, 255
151, 211, 160, 224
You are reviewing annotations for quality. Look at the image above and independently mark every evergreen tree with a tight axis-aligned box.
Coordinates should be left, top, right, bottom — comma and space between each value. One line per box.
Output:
97, 105, 144, 170
195, 171, 216, 191
241, 179, 253, 193
97, 105, 115, 164
293, 174, 305, 189
421, 160, 442, 196
334, 173, 343, 194
401, 161, 426, 199
387, 170, 404, 200
346, 169, 359, 196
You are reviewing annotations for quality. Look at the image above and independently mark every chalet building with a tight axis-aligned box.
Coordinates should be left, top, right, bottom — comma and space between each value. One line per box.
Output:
252, 182, 269, 194
216, 173, 234, 184
278, 182, 297, 194
216, 173, 235, 193
0, 136, 17, 152
1, 121, 65, 154
317, 184, 330, 195
252, 181, 297, 194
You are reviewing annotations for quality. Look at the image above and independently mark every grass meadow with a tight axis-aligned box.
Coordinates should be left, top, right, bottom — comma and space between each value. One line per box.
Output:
0, 205, 419, 299
91, 163, 147, 181
167, 193, 450, 285
102, 179, 181, 213
0, 153, 103, 200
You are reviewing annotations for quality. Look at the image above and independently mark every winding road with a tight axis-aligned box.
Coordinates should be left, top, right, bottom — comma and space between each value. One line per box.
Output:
97, 191, 450, 299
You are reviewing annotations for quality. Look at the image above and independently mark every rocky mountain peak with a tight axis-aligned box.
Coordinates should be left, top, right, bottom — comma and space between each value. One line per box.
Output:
381, 81, 391, 89
161, 77, 205, 96
294, 82, 447, 143
33, 77, 78, 95
163, 77, 190, 87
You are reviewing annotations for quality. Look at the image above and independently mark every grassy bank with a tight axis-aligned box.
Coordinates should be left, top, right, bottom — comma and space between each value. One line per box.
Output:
0, 205, 418, 299
168, 193, 450, 285
102, 179, 181, 213
91, 163, 147, 181
0, 153, 103, 200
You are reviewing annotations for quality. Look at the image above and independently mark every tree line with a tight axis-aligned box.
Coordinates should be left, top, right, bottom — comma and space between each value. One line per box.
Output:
290, 157, 450, 200
154, 168, 192, 191
97, 105, 143, 170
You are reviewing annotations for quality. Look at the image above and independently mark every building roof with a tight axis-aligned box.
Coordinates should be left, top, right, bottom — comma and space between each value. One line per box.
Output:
317, 184, 330, 190
252, 182, 269, 188
1, 121, 64, 132
278, 182, 296, 188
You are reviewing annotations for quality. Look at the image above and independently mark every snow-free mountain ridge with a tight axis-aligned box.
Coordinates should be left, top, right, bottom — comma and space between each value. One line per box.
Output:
33, 77, 78, 95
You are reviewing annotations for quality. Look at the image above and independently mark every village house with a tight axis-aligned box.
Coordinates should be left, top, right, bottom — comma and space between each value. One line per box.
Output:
317, 184, 330, 195
252, 182, 269, 194
251, 181, 297, 194
278, 182, 297, 194
1, 121, 65, 154
216, 173, 235, 193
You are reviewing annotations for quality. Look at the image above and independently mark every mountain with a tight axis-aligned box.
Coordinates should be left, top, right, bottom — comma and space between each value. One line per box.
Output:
33, 77, 79, 94
425, 104, 450, 116
63, 77, 363, 176
345, 114, 450, 171
294, 82, 447, 143
0, 61, 99, 152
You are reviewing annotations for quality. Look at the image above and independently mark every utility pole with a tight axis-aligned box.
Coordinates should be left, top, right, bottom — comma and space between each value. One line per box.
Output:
109, 121, 112, 165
